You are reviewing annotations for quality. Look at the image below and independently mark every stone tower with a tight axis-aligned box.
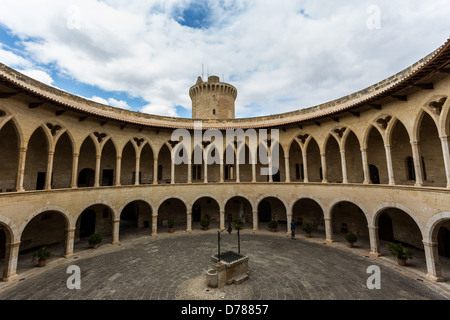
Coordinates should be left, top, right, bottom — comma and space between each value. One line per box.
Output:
189, 75, 237, 119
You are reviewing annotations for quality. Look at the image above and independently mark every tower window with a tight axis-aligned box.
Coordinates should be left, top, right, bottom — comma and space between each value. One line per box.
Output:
213, 109, 216, 115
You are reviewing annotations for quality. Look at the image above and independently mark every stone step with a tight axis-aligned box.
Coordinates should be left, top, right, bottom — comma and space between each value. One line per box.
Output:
233, 273, 249, 285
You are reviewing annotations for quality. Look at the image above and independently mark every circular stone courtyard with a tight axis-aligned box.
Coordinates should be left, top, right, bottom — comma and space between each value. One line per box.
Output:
0, 230, 449, 300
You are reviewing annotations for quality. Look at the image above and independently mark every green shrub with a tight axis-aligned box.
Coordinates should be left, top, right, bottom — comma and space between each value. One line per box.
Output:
200, 218, 210, 228
88, 232, 103, 246
344, 232, 357, 244
167, 218, 175, 228
233, 218, 244, 230
388, 243, 413, 260
302, 222, 314, 234
32, 247, 53, 262
268, 220, 278, 229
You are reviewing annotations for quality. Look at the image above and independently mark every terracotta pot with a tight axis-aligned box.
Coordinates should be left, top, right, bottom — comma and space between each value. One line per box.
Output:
305, 233, 311, 238
91, 244, 99, 249
169, 228, 175, 233
38, 259, 47, 267
397, 258, 407, 266
347, 242, 354, 248
271, 228, 276, 232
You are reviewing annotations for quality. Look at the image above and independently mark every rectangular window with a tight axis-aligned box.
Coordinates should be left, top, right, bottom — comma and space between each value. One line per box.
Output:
158, 165, 163, 181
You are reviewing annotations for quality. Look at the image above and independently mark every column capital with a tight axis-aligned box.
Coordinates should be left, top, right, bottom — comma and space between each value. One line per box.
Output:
360, 147, 367, 152
384, 144, 391, 149
72, 153, 79, 157
422, 240, 439, 247
440, 135, 449, 142
19, 147, 28, 153
409, 140, 419, 146
368, 225, 379, 231
65, 227, 77, 233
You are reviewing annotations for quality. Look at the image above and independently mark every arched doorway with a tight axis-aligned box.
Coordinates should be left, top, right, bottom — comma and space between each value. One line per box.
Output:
120, 201, 152, 239
78, 168, 95, 187
258, 197, 287, 230
369, 165, 380, 184
75, 204, 114, 249
157, 198, 187, 233
292, 198, 325, 237
192, 197, 220, 230
79, 210, 96, 239
224, 196, 252, 230
331, 201, 369, 248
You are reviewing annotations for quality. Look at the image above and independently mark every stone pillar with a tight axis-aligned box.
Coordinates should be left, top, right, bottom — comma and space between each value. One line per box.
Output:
152, 215, 158, 236
252, 210, 258, 232
423, 240, 445, 282
410, 141, 423, 187
94, 153, 101, 187
368, 226, 381, 257
153, 157, 158, 184
3, 242, 20, 281
219, 160, 224, 183
302, 153, 309, 183
45, 150, 55, 190
71, 152, 79, 188
286, 214, 292, 236
170, 157, 175, 184
384, 145, 395, 185
204, 162, 208, 184
268, 155, 273, 183
236, 162, 240, 183
115, 155, 122, 186
112, 219, 120, 244
340, 150, 348, 184
439, 135, 450, 188
64, 227, 76, 258
220, 210, 225, 230
361, 148, 370, 184
15, 147, 27, 192
135, 156, 141, 185
320, 153, 328, 183
186, 209, 192, 233
325, 218, 333, 243
251, 160, 256, 183
187, 160, 192, 184
284, 156, 290, 183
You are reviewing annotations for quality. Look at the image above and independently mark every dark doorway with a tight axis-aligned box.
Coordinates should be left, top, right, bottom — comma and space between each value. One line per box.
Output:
378, 213, 394, 242
102, 169, 114, 186
272, 170, 281, 182
369, 165, 380, 184
258, 200, 272, 222
0, 229, 6, 259
78, 168, 95, 187
193, 205, 201, 222
79, 210, 96, 238
36, 172, 46, 190
437, 227, 450, 258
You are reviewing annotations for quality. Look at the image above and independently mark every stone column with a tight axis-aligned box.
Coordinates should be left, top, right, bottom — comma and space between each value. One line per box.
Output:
286, 214, 292, 236
219, 159, 224, 183
368, 226, 381, 257
187, 160, 192, 184
15, 147, 27, 192
320, 153, 328, 183
284, 156, 290, 183
361, 148, 370, 184
439, 135, 450, 188
410, 141, 423, 187
186, 208, 192, 233
94, 153, 101, 187
268, 154, 273, 183
64, 227, 76, 258
170, 157, 175, 184
135, 156, 141, 185
384, 145, 395, 185
236, 162, 240, 183
340, 150, 348, 184
302, 153, 309, 183
45, 150, 55, 190
220, 210, 225, 230
325, 218, 333, 243
204, 163, 208, 184
252, 210, 258, 232
423, 240, 445, 282
115, 155, 122, 186
112, 219, 120, 244
152, 215, 158, 236
3, 241, 20, 281
251, 160, 256, 183
153, 157, 158, 184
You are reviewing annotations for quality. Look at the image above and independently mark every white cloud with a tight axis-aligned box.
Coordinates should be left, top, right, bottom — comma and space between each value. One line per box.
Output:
0, 0, 449, 118
19, 69, 54, 86
89, 96, 131, 110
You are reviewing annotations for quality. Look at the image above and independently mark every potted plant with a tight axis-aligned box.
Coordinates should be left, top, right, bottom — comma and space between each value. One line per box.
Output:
302, 222, 314, 238
388, 242, 413, 266
32, 247, 53, 267
168, 218, 175, 233
344, 232, 357, 248
200, 218, 211, 230
88, 232, 102, 249
268, 220, 278, 232
233, 218, 244, 231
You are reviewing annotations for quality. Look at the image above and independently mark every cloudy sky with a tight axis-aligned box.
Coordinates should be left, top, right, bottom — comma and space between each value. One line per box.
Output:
0, 1, 449, 119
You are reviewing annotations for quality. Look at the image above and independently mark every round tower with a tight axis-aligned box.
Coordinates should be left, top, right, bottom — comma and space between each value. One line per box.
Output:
189, 75, 237, 119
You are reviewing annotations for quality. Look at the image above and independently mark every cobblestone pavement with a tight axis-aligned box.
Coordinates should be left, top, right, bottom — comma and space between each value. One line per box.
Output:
0, 229, 449, 300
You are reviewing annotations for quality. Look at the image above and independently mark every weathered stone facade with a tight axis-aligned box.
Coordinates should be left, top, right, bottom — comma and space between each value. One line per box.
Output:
0, 38, 449, 284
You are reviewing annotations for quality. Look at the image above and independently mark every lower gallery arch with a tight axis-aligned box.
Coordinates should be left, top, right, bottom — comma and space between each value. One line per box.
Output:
292, 198, 325, 238
430, 216, 450, 280
157, 198, 187, 233
19, 211, 67, 272
0, 223, 13, 279
257, 197, 287, 231
75, 204, 114, 249
331, 201, 369, 249
192, 197, 220, 230
119, 201, 152, 239
224, 196, 253, 230
375, 208, 425, 268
